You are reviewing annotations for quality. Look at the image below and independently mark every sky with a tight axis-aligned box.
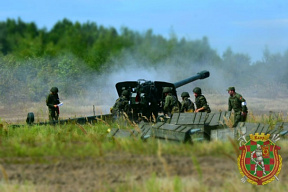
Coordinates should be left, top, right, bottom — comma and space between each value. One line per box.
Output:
1, 0, 288, 62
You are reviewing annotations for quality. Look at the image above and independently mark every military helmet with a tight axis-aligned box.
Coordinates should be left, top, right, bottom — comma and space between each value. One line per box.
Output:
121, 90, 130, 97
193, 87, 202, 94
50, 87, 59, 93
163, 87, 172, 93
181, 92, 190, 97
227, 87, 235, 91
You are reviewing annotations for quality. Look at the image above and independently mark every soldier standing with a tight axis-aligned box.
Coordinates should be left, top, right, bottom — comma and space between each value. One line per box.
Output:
193, 87, 211, 113
46, 87, 60, 121
227, 87, 248, 127
111, 90, 131, 118
180, 92, 195, 112
163, 87, 180, 117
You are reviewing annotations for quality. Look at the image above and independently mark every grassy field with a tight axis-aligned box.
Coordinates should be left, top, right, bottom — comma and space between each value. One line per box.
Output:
0, 95, 288, 192
1, 119, 288, 191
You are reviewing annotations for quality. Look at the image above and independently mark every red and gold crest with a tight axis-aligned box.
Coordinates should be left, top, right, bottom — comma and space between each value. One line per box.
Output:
238, 133, 282, 185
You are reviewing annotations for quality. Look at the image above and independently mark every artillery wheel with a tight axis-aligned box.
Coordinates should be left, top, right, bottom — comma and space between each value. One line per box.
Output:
26, 112, 35, 124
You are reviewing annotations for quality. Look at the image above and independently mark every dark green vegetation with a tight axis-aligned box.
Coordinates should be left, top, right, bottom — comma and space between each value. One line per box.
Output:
1, 18, 288, 104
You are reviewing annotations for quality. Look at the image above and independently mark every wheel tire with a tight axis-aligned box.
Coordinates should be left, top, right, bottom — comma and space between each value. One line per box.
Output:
26, 112, 35, 124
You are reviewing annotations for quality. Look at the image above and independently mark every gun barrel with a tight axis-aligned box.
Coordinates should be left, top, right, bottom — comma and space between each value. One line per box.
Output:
173, 70, 210, 88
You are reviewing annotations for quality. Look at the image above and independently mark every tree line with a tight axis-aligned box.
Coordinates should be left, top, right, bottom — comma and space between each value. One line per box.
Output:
0, 18, 287, 103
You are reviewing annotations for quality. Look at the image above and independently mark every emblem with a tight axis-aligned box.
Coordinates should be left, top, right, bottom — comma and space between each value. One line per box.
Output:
238, 133, 282, 185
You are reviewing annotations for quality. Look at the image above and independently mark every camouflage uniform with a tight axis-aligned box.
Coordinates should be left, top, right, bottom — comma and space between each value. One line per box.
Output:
193, 87, 211, 113
111, 90, 131, 118
227, 87, 248, 127
180, 92, 195, 112
164, 93, 179, 115
163, 87, 179, 116
194, 95, 211, 113
46, 87, 60, 121
181, 97, 195, 112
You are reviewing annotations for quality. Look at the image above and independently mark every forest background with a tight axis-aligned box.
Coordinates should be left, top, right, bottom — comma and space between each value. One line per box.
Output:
1, 18, 288, 118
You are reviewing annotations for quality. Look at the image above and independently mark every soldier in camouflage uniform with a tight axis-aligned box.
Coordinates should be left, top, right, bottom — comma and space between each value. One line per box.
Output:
163, 87, 180, 117
111, 90, 131, 118
193, 87, 211, 113
227, 87, 248, 127
180, 92, 195, 112
46, 87, 60, 121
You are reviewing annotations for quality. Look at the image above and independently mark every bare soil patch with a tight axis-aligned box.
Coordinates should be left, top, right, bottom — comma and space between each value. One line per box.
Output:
1, 153, 287, 191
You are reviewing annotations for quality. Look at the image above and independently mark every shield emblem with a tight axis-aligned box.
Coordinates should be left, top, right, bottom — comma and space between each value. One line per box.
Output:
238, 133, 282, 185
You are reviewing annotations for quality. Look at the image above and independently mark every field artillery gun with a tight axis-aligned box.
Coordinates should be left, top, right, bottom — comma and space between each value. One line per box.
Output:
114, 70, 210, 121
16, 69, 288, 143
19, 70, 209, 127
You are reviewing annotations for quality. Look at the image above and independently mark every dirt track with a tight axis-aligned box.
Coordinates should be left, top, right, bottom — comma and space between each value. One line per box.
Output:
1, 152, 288, 192
1, 154, 237, 191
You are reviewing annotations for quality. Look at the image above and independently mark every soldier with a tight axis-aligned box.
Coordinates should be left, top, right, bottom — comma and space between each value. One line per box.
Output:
193, 87, 211, 113
111, 90, 131, 118
163, 87, 180, 117
180, 92, 195, 112
46, 87, 61, 121
251, 144, 266, 175
227, 87, 248, 127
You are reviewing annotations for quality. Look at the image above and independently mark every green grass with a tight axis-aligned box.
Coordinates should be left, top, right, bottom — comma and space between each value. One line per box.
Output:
0, 111, 287, 161
1, 114, 288, 191
0, 122, 242, 168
